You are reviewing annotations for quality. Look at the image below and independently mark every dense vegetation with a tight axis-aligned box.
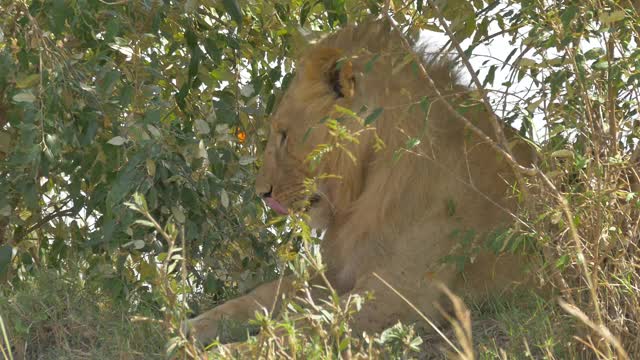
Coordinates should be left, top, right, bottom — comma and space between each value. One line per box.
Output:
0, 0, 638, 358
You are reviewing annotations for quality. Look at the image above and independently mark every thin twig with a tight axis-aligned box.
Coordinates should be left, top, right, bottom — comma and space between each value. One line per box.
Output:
14, 208, 76, 243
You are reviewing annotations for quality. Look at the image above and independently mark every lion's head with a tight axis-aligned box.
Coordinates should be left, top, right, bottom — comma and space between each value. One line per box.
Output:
255, 45, 363, 229
254, 20, 487, 229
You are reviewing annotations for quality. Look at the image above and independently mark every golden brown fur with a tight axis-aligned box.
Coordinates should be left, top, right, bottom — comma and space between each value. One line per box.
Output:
185, 20, 535, 345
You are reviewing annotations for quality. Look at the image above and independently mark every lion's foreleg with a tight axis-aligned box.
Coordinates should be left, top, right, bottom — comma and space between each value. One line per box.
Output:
185, 275, 295, 345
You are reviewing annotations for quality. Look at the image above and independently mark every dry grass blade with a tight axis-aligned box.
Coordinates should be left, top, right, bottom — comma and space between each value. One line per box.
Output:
372, 272, 464, 357
436, 284, 474, 360
558, 300, 629, 360
0, 315, 14, 360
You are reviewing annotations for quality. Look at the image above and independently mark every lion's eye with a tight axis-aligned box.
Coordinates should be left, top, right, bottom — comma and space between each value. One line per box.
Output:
279, 131, 287, 147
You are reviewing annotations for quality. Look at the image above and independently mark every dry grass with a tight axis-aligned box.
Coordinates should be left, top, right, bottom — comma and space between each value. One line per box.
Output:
0, 270, 167, 360
529, 154, 640, 358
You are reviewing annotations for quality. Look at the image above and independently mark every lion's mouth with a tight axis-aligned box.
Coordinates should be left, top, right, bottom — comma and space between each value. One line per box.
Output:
264, 193, 321, 215
265, 197, 288, 215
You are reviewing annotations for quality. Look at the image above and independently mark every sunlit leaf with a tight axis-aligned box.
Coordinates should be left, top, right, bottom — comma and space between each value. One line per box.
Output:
220, 189, 229, 208
600, 10, 626, 24
239, 156, 256, 165
16, 74, 40, 89
123, 240, 145, 250
107, 136, 127, 146
194, 119, 211, 135
12, 91, 36, 103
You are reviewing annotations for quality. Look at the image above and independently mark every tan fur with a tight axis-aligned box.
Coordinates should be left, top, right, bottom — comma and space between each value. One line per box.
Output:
186, 20, 535, 345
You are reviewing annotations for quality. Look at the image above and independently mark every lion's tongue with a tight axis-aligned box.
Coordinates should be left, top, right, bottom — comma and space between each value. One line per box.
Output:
265, 197, 288, 215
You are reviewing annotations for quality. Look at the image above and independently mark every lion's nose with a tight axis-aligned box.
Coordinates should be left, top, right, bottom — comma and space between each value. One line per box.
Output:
258, 186, 273, 199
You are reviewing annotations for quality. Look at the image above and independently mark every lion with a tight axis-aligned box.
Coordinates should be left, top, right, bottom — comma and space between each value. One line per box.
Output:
185, 19, 535, 345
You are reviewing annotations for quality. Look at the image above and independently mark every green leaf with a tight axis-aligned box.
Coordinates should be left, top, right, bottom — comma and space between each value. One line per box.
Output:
171, 206, 186, 223
0, 245, 12, 277
238, 156, 256, 165
16, 74, 40, 89
300, 1, 312, 26
420, 97, 431, 115
626, 192, 636, 202
592, 59, 608, 70
339, 338, 350, 351
560, 5, 578, 27
133, 220, 155, 227
12, 91, 36, 103
0, 132, 11, 154
175, 83, 189, 110
503, 48, 517, 69
520, 58, 541, 69
107, 136, 127, 146
133, 193, 148, 211
107, 163, 144, 210
364, 108, 383, 125
322, 0, 347, 27
223, 0, 243, 29
526, 98, 543, 113
123, 240, 145, 250
600, 10, 626, 24
364, 54, 380, 73
483, 65, 497, 87
188, 47, 201, 81
410, 336, 423, 349
220, 189, 229, 208
0, 205, 10, 217
194, 119, 211, 135
100, 70, 120, 95
584, 48, 604, 60
302, 126, 314, 143
405, 138, 420, 149
109, 43, 134, 57
551, 149, 574, 158
139, 261, 157, 280
555, 254, 570, 269
446, 198, 456, 217
334, 105, 357, 119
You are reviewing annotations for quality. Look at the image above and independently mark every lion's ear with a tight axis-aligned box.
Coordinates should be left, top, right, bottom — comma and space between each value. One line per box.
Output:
329, 58, 355, 98
302, 47, 355, 99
